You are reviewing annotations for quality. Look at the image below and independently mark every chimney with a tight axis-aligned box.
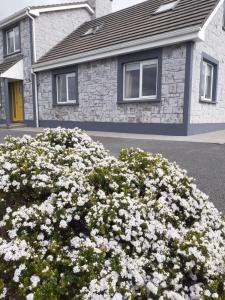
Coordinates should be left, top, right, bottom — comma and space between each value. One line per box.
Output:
88, 0, 113, 18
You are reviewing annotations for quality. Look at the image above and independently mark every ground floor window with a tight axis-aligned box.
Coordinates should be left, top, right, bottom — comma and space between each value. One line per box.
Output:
123, 59, 158, 100
201, 61, 214, 101
56, 73, 77, 104
200, 53, 218, 103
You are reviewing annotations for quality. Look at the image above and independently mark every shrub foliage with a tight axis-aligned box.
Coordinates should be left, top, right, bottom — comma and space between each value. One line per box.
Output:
0, 128, 224, 300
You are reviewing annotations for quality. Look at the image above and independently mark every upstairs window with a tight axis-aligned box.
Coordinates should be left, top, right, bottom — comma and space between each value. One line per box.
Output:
123, 59, 158, 100
56, 72, 77, 104
6, 26, 20, 55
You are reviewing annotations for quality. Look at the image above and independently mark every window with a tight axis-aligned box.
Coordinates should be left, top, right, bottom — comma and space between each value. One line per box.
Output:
123, 59, 158, 100
56, 73, 77, 104
82, 23, 104, 36
201, 61, 213, 101
6, 26, 20, 55
200, 55, 218, 103
155, 1, 179, 14
223, 1, 225, 29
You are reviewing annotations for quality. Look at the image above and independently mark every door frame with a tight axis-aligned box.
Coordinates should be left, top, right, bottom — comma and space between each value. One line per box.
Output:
9, 80, 24, 123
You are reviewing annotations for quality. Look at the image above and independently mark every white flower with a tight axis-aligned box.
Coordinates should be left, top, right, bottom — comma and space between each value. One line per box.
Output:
112, 293, 122, 300
30, 275, 40, 288
59, 220, 68, 229
0, 288, 7, 299
13, 264, 26, 282
37, 233, 44, 241
147, 282, 158, 295
26, 293, 34, 300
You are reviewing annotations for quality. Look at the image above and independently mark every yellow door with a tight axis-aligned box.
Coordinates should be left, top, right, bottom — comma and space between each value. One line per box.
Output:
11, 82, 24, 122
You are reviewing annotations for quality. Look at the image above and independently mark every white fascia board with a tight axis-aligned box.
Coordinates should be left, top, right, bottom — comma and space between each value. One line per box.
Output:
33, 26, 203, 72
0, 59, 24, 80
29, 4, 95, 16
0, 9, 27, 29
0, 3, 94, 29
199, 0, 224, 40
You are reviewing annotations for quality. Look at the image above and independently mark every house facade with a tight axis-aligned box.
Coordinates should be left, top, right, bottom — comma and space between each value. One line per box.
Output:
0, 0, 111, 126
0, 0, 225, 136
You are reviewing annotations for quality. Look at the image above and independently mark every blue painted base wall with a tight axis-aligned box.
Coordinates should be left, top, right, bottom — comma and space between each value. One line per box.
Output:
188, 123, 225, 135
1, 119, 225, 136
39, 120, 187, 136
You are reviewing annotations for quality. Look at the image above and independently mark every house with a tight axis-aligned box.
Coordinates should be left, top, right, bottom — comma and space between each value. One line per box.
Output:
1, 0, 225, 136
0, 0, 111, 126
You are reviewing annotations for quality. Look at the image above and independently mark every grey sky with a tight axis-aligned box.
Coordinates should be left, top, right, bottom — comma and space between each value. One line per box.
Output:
0, 0, 145, 20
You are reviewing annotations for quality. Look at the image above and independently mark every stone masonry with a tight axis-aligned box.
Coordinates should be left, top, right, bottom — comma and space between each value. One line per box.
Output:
35, 8, 91, 61
37, 44, 186, 124
191, 6, 225, 124
0, 6, 92, 123
0, 18, 33, 122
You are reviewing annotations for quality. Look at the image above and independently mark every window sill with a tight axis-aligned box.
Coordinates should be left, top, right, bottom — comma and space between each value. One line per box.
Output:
199, 99, 217, 105
53, 102, 79, 107
4, 50, 21, 58
118, 99, 161, 104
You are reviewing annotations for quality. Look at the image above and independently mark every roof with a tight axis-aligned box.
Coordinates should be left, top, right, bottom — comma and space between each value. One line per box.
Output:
0, 55, 23, 74
35, 0, 219, 66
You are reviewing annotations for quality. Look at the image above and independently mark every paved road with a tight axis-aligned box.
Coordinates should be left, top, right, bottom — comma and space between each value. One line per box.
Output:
0, 129, 224, 213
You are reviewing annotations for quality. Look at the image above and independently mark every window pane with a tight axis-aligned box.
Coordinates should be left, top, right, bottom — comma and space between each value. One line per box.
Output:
7, 30, 14, 54
142, 63, 157, 97
14, 27, 20, 51
67, 74, 76, 101
205, 63, 213, 99
201, 63, 206, 97
124, 63, 140, 98
57, 74, 67, 103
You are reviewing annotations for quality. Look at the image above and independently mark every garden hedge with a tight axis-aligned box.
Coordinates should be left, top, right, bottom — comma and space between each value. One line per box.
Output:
0, 128, 224, 300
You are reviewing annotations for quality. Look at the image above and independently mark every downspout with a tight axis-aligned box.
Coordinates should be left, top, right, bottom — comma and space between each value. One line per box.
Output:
26, 9, 39, 128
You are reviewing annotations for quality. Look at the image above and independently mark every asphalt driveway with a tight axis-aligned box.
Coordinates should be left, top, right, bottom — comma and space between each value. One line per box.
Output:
0, 128, 224, 213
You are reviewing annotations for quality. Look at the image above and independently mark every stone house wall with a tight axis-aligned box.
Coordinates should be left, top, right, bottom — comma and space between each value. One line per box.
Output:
37, 44, 187, 124
0, 17, 33, 122
34, 8, 92, 61
191, 6, 225, 124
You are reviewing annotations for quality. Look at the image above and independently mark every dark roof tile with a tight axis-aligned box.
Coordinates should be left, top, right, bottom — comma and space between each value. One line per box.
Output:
0, 55, 23, 74
36, 0, 219, 65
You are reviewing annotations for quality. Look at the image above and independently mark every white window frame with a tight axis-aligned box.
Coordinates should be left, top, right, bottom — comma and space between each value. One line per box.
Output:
56, 72, 77, 104
201, 61, 214, 102
6, 26, 20, 55
123, 59, 158, 101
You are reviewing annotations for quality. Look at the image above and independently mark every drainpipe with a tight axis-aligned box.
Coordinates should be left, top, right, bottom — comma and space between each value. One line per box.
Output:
26, 9, 39, 128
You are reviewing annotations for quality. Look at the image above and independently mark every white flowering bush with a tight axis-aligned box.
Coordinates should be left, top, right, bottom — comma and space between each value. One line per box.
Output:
0, 128, 224, 300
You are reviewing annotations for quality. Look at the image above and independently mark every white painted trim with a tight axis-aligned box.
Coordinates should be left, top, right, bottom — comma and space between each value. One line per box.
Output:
56, 72, 77, 104
199, 0, 224, 40
0, 9, 27, 29
29, 4, 94, 16
123, 59, 158, 100
0, 59, 24, 80
0, 4, 94, 29
33, 26, 203, 72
